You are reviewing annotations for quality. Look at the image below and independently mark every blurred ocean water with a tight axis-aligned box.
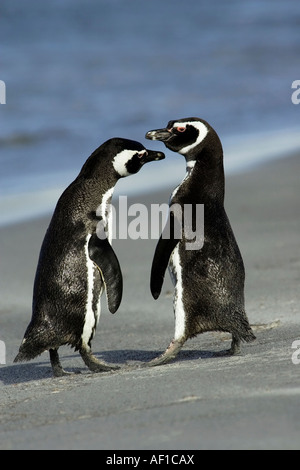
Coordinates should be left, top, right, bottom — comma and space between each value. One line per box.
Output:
0, 0, 299, 225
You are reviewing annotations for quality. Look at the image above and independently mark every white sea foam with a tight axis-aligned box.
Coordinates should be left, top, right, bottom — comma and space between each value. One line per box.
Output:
222, 127, 300, 174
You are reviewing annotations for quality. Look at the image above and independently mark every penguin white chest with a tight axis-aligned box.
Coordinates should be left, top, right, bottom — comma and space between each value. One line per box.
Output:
169, 245, 186, 341
167, 164, 196, 342
81, 234, 102, 345
81, 187, 114, 345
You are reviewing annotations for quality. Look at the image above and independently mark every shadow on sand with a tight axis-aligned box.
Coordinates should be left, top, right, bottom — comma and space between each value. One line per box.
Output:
0, 347, 225, 385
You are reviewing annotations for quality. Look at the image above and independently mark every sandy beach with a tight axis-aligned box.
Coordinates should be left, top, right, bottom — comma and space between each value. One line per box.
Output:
0, 152, 299, 450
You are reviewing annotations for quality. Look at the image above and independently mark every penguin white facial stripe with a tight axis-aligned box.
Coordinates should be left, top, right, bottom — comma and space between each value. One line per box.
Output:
113, 149, 139, 177
172, 121, 209, 155
82, 234, 98, 345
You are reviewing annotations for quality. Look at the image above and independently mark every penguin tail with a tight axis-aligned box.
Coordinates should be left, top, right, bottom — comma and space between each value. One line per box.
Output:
13, 337, 46, 363
231, 312, 256, 343
13, 346, 37, 363
13, 351, 26, 363
242, 329, 256, 343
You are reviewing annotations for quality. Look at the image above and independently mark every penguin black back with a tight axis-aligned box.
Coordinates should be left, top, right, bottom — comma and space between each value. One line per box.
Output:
145, 118, 255, 366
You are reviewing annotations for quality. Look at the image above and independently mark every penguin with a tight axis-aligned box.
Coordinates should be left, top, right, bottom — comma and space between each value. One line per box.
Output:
14, 138, 164, 376
145, 117, 255, 366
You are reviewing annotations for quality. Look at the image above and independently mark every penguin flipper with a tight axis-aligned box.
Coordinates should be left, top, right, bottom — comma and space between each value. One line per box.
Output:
151, 211, 181, 299
88, 233, 123, 314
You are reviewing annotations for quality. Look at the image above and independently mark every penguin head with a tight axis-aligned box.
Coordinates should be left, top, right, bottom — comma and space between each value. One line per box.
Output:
111, 138, 165, 177
145, 117, 222, 162
82, 138, 165, 179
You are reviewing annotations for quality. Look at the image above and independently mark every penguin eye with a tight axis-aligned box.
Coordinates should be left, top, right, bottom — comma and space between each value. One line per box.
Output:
138, 151, 147, 159
176, 127, 186, 133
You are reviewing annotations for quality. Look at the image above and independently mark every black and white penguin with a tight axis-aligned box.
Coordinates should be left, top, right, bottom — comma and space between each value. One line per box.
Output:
145, 117, 255, 365
14, 138, 164, 376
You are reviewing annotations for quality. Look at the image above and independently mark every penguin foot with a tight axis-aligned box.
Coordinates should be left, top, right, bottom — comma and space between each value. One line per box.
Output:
229, 336, 241, 355
86, 360, 120, 373
213, 336, 242, 357
79, 347, 120, 373
49, 348, 79, 377
52, 367, 78, 377
145, 339, 184, 367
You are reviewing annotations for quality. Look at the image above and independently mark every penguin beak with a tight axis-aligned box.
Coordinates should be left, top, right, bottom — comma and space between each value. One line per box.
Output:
142, 149, 165, 163
145, 128, 172, 142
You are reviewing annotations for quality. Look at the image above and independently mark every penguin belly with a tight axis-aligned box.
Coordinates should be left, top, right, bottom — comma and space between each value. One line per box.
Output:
168, 245, 186, 342
176, 245, 248, 340
17, 232, 103, 360
81, 233, 103, 348
168, 244, 222, 342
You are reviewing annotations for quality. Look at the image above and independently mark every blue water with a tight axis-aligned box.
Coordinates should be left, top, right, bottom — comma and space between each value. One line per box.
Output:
0, 0, 300, 225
